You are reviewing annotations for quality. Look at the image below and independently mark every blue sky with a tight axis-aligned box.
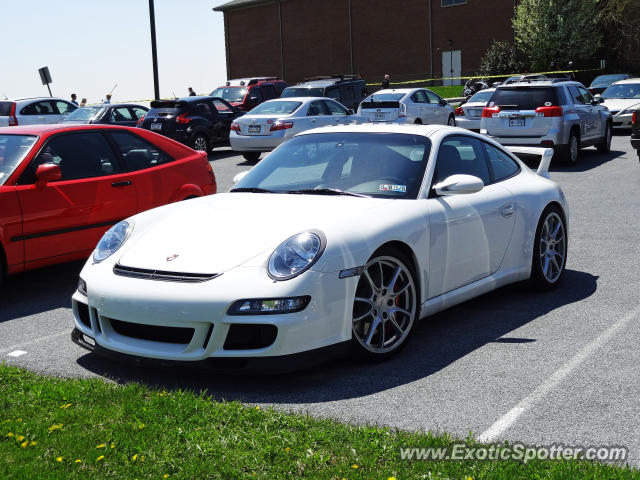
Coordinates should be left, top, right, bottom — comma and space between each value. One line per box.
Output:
0, 0, 229, 104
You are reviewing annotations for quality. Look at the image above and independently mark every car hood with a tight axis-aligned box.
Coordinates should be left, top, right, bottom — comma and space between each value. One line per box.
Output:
117, 192, 393, 274
602, 98, 640, 112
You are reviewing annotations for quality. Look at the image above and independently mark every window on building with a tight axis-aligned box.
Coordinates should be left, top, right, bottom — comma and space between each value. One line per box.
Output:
441, 0, 467, 6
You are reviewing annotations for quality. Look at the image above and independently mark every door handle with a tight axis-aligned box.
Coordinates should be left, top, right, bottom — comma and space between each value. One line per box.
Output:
501, 203, 514, 217
311, 118, 316, 123
112, 180, 132, 187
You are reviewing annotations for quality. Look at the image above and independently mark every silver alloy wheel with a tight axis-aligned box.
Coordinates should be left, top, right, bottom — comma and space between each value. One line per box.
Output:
569, 134, 578, 164
352, 255, 417, 354
193, 135, 207, 152
538, 212, 566, 283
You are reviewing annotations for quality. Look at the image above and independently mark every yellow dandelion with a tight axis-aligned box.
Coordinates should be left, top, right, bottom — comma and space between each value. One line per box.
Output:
56, 457, 63, 462
255, 406, 260, 410
48, 424, 63, 433
6, 432, 13, 437
20, 441, 28, 448
111, 442, 115, 449
352, 464, 359, 469
96, 455, 104, 461
96, 443, 106, 449
75, 459, 82, 464
16, 435, 25, 442
132, 454, 138, 462
163, 475, 169, 479
137, 423, 145, 430
29, 441, 37, 446
60, 403, 72, 409
388, 477, 397, 480
16, 418, 22, 422
285, 447, 291, 452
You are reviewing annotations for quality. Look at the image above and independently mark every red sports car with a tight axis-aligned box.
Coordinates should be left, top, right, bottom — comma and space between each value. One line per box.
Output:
0, 124, 216, 281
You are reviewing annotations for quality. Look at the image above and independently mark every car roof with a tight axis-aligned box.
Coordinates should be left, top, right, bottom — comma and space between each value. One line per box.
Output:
9, 97, 70, 102
265, 97, 334, 103
610, 78, 640, 85
498, 80, 580, 88
0, 124, 140, 135
372, 88, 414, 94
296, 123, 453, 138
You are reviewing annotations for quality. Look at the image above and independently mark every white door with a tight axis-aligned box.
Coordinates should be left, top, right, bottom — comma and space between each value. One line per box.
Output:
442, 50, 462, 86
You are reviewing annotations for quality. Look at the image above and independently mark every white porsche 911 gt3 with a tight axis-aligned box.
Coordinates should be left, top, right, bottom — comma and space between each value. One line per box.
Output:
71, 124, 568, 370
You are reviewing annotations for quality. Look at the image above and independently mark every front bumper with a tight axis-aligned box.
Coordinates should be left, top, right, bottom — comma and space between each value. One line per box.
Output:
71, 263, 357, 365
229, 131, 284, 152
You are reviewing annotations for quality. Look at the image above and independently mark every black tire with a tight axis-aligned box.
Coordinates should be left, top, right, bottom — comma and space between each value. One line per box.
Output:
351, 248, 419, 361
190, 133, 209, 152
414, 118, 422, 125
530, 206, 567, 290
562, 129, 580, 165
242, 152, 261, 162
447, 114, 456, 127
596, 121, 612, 153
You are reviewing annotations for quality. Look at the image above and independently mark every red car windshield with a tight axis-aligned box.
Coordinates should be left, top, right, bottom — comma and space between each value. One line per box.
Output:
210, 87, 247, 103
0, 134, 37, 185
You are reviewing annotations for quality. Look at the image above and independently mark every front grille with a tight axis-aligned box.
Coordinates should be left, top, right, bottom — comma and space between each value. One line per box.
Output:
109, 318, 195, 344
224, 324, 278, 350
77, 302, 91, 328
113, 264, 220, 283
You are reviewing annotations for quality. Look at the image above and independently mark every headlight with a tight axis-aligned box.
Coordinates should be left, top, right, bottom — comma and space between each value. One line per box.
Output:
93, 220, 133, 263
267, 231, 325, 280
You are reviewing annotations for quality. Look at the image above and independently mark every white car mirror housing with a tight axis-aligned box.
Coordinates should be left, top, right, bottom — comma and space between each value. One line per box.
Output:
434, 174, 484, 196
233, 170, 250, 184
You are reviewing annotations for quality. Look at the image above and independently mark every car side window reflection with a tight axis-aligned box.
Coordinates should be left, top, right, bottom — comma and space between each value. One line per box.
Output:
434, 136, 491, 186
482, 142, 520, 182
108, 131, 173, 171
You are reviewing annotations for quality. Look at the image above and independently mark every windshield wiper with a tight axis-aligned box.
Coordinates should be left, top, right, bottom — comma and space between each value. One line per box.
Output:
285, 188, 370, 198
229, 187, 279, 193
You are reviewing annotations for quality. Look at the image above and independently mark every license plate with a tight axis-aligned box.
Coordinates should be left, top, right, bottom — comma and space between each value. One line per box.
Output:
509, 118, 525, 127
374, 113, 385, 121
150, 122, 162, 131
248, 125, 260, 133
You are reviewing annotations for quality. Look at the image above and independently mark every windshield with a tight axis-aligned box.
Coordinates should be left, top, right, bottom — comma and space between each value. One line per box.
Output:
62, 106, 105, 122
0, 135, 37, 185
468, 90, 494, 103
281, 87, 324, 98
249, 100, 302, 115
233, 132, 431, 199
602, 83, 640, 99
210, 87, 247, 103
592, 74, 628, 86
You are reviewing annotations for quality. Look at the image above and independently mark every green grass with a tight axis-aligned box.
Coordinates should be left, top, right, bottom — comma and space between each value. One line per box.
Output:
427, 85, 465, 99
1, 363, 637, 479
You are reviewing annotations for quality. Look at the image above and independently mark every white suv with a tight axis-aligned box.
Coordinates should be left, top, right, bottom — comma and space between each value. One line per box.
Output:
0, 97, 77, 127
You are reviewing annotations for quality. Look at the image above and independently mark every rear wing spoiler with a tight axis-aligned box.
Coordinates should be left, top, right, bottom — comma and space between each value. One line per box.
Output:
505, 146, 554, 179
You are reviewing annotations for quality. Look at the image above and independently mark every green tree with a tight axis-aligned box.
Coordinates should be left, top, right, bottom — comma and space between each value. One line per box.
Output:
596, 0, 640, 70
513, 0, 603, 71
479, 41, 525, 77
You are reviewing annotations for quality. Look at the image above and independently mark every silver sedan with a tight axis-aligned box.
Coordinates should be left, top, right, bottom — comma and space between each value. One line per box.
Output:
229, 97, 365, 162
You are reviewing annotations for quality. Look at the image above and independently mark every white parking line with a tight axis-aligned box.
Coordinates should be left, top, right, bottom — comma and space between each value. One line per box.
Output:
478, 304, 640, 443
0, 331, 69, 356
7, 350, 27, 357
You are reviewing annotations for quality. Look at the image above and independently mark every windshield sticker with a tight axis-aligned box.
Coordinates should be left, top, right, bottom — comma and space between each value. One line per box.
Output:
379, 184, 407, 193
544, 101, 552, 106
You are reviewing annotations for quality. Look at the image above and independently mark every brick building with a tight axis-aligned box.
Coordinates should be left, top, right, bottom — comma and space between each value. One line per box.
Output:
213, 0, 516, 86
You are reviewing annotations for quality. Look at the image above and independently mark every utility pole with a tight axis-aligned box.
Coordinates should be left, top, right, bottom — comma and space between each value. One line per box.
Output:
148, 0, 160, 100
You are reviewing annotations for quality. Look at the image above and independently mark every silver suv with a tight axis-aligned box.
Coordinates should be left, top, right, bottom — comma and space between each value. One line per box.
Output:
480, 79, 612, 164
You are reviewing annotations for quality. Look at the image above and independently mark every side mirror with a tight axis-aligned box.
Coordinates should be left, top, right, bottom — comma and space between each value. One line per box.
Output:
232, 170, 250, 184
434, 174, 483, 196
440, 99, 448, 106
347, 108, 354, 115
35, 163, 62, 187
593, 95, 604, 104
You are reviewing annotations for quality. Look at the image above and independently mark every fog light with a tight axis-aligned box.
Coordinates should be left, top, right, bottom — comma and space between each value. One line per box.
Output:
78, 277, 87, 296
228, 296, 310, 316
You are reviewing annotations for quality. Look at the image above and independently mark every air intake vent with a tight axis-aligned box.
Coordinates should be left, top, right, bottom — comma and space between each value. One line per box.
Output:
113, 264, 220, 283
109, 318, 195, 344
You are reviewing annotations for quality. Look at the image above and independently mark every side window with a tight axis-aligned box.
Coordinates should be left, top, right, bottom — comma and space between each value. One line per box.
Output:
324, 100, 348, 115
482, 142, 520, 182
577, 86, 593, 104
307, 101, 331, 116
108, 131, 173, 172
411, 91, 427, 103
129, 107, 148, 119
55, 101, 76, 115
568, 86, 585, 105
424, 90, 441, 104
193, 102, 212, 116
110, 107, 135, 122
21, 103, 38, 115
248, 87, 263, 103
211, 99, 233, 114
325, 87, 341, 101
262, 85, 276, 100
433, 136, 491, 186
20, 132, 118, 183
35, 101, 54, 114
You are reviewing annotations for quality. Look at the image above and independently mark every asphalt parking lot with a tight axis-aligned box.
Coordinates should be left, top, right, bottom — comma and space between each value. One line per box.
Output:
2, 133, 639, 463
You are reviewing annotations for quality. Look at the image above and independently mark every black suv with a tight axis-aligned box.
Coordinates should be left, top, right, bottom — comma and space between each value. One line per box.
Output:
139, 96, 239, 152
280, 75, 367, 110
